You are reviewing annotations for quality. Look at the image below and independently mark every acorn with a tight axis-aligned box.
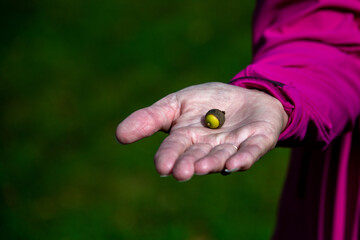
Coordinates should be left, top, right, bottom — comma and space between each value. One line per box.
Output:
205, 109, 225, 129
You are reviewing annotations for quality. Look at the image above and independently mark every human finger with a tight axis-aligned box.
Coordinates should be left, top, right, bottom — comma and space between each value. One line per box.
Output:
171, 143, 212, 181
154, 132, 192, 176
194, 143, 239, 175
116, 95, 179, 144
224, 134, 276, 172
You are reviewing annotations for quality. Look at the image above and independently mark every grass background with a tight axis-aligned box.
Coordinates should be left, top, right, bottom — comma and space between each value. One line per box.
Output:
1, 0, 291, 239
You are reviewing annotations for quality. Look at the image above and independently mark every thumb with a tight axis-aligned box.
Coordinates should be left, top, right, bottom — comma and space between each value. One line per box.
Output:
115, 94, 180, 144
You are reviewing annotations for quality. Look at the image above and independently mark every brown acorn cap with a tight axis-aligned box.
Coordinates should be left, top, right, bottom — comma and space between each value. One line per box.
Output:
205, 109, 225, 128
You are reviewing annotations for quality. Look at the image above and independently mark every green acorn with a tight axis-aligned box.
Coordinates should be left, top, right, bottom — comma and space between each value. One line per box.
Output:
205, 109, 225, 129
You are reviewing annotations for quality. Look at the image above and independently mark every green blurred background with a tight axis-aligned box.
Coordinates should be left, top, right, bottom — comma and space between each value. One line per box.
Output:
1, 0, 291, 239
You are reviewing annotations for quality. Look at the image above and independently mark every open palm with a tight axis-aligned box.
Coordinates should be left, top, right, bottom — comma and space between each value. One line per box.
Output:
116, 82, 288, 181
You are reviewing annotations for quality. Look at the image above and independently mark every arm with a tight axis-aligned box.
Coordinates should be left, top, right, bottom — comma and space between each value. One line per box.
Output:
231, 0, 360, 147
115, 0, 360, 181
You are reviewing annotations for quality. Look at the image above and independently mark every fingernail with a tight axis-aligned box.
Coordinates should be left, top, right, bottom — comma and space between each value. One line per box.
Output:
178, 178, 191, 183
221, 169, 232, 176
114, 134, 124, 145
221, 168, 239, 176
229, 168, 240, 172
194, 172, 207, 176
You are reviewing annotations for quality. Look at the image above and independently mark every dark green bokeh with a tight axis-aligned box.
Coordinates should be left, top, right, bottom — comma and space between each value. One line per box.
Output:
1, 0, 290, 239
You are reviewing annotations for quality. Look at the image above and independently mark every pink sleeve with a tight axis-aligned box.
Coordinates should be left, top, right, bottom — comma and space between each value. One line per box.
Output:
231, 0, 360, 147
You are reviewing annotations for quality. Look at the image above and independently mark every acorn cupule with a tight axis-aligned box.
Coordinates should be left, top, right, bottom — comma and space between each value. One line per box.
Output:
205, 109, 225, 129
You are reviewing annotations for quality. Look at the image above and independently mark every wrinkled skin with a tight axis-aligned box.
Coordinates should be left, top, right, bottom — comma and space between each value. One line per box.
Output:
116, 82, 288, 182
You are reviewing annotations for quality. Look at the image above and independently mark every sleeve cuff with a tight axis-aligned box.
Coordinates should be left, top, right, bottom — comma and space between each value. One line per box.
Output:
229, 76, 304, 145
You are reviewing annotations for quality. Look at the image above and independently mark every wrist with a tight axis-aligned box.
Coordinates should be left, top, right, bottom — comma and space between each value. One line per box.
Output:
230, 77, 293, 135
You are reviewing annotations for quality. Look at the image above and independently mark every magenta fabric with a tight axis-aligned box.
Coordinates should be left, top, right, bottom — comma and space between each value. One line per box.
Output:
230, 0, 360, 239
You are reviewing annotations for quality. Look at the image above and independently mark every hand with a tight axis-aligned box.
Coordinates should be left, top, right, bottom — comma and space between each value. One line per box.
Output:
116, 82, 288, 181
